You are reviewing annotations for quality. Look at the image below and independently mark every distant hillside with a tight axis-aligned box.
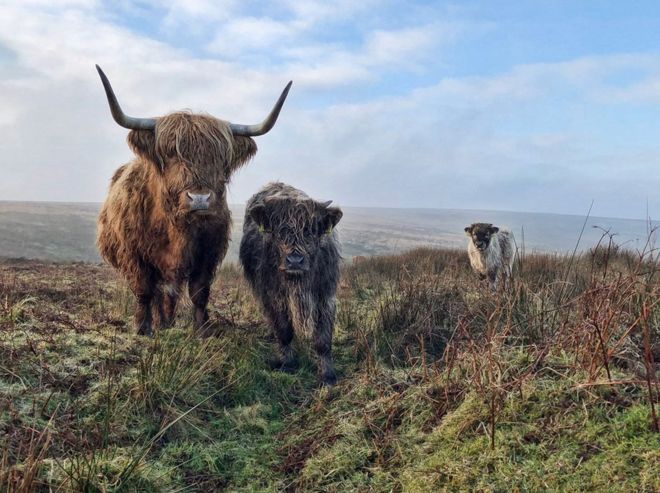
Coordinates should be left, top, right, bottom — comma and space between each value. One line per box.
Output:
0, 201, 656, 263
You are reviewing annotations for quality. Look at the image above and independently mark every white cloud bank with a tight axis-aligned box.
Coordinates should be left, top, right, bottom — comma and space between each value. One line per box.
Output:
0, 1, 659, 219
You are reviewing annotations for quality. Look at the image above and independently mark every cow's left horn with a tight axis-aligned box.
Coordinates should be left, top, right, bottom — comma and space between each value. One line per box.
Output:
96, 65, 157, 131
229, 81, 292, 137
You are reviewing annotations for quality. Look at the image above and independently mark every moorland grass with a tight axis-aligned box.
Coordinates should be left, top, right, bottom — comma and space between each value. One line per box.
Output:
0, 241, 658, 492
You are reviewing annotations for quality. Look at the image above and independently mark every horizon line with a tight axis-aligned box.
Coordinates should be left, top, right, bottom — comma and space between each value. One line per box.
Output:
0, 199, 656, 224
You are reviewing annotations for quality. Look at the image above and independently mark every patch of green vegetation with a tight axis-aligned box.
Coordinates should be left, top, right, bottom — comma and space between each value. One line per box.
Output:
400, 378, 659, 492
0, 245, 658, 492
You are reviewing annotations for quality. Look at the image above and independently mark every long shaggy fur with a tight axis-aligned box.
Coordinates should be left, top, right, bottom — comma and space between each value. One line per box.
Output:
98, 112, 257, 335
465, 223, 515, 290
239, 182, 343, 385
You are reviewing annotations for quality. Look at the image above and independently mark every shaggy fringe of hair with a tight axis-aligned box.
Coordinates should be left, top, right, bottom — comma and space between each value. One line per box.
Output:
157, 112, 234, 161
250, 183, 330, 245
154, 112, 256, 179
266, 199, 321, 242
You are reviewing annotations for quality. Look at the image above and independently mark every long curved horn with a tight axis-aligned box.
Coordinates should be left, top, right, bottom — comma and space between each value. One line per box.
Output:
229, 81, 292, 137
96, 65, 157, 131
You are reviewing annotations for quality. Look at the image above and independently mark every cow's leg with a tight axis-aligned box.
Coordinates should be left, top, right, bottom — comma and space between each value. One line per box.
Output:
163, 285, 180, 327
188, 271, 213, 336
500, 269, 509, 290
130, 267, 157, 337
156, 281, 181, 329
135, 294, 153, 336
188, 233, 223, 336
154, 288, 168, 328
314, 298, 337, 386
489, 270, 498, 291
265, 304, 297, 372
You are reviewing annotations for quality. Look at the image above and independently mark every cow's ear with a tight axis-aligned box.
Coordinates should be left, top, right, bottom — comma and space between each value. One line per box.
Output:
464, 226, 472, 235
226, 136, 258, 176
249, 204, 269, 231
127, 130, 161, 169
490, 226, 499, 234
321, 206, 342, 234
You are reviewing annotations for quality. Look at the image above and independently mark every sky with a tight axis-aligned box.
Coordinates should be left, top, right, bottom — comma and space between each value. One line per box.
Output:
1, 1, 660, 219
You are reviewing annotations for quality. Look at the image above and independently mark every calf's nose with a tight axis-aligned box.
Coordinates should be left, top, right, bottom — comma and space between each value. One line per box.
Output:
187, 192, 212, 211
285, 252, 305, 269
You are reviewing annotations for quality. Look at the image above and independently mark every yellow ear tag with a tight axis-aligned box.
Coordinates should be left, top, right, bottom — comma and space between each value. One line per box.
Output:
258, 224, 265, 233
326, 225, 333, 235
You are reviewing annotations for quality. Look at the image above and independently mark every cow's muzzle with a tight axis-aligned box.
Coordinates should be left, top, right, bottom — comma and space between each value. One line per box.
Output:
187, 192, 212, 212
284, 251, 309, 275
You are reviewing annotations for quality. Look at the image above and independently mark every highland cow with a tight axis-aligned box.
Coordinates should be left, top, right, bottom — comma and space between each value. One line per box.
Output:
464, 223, 515, 290
240, 183, 343, 385
95, 65, 291, 336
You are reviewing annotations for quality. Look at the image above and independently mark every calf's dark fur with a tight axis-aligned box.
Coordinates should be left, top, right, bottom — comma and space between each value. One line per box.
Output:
240, 183, 343, 385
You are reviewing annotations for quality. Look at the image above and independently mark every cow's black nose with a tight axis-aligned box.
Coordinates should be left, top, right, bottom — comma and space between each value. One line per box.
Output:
285, 253, 305, 269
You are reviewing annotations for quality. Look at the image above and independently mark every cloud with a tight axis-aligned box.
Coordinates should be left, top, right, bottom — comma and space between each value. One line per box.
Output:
0, 1, 658, 220
364, 25, 455, 66
207, 17, 295, 53
155, 0, 241, 28
233, 54, 660, 218
278, 0, 382, 27
594, 76, 660, 104
205, 14, 450, 89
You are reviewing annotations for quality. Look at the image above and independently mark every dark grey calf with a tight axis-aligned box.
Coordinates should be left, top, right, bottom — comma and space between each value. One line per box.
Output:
240, 182, 343, 385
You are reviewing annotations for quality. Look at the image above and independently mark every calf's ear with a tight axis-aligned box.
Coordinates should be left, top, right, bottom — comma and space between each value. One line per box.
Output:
464, 226, 472, 235
489, 226, 499, 234
321, 206, 343, 234
128, 129, 162, 170
249, 204, 269, 231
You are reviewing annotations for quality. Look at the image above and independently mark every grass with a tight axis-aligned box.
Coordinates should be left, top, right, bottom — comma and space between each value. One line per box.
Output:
0, 240, 658, 492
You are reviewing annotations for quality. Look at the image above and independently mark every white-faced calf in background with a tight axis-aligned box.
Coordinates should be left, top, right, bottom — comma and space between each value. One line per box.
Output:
464, 223, 515, 290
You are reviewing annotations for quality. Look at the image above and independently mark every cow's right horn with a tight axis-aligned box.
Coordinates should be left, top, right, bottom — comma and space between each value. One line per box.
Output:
229, 81, 293, 137
96, 65, 157, 131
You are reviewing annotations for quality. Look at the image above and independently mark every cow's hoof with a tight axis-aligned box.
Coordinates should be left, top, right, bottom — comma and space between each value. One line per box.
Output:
321, 372, 337, 386
194, 319, 220, 338
269, 358, 299, 373
136, 326, 153, 337
195, 326, 216, 338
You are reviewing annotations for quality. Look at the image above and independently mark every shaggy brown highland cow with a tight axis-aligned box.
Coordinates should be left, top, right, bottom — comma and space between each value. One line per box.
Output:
240, 183, 343, 385
95, 65, 291, 336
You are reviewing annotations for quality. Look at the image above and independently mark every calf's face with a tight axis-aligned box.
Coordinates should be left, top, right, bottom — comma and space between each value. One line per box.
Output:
465, 223, 499, 251
250, 198, 342, 277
